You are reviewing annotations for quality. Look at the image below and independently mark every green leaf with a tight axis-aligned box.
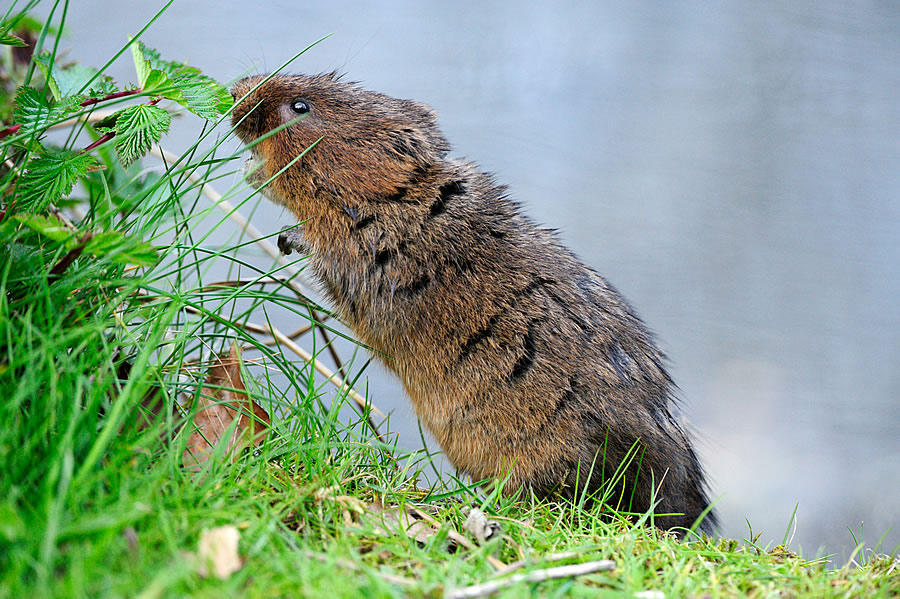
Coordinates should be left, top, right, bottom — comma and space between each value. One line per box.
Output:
13, 213, 75, 243
111, 104, 171, 167
33, 53, 117, 101
85, 75, 119, 98
130, 38, 151, 87
16, 149, 96, 211
170, 72, 233, 120
83, 231, 158, 266
131, 41, 232, 120
141, 69, 179, 101
0, 32, 27, 47
0, 238, 46, 303
11, 216, 158, 267
137, 41, 200, 78
12, 87, 83, 138
33, 53, 89, 101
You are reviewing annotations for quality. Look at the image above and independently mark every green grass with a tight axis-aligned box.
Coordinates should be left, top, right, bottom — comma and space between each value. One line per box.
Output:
1, 3, 898, 598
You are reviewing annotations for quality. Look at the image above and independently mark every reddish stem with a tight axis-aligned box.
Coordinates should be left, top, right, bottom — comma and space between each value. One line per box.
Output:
1, 90, 147, 142
0, 124, 21, 140
80, 95, 164, 152
80, 88, 144, 107
82, 131, 117, 152
50, 232, 93, 278
0, 199, 16, 223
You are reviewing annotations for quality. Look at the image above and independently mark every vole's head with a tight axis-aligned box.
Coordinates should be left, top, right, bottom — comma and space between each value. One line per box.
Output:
231, 73, 449, 206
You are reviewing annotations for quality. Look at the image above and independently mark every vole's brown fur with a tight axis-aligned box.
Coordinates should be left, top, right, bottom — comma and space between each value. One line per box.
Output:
231, 73, 716, 532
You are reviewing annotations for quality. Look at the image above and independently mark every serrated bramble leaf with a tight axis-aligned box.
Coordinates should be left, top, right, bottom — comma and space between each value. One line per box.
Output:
137, 41, 200, 78
86, 75, 119, 98
0, 32, 27, 47
33, 53, 98, 101
32, 53, 117, 100
12, 86, 49, 127
13, 87, 84, 138
142, 69, 181, 102
171, 73, 233, 120
130, 38, 151, 87
112, 104, 171, 167
16, 149, 96, 211
83, 231, 158, 266
13, 213, 75, 243
132, 41, 232, 121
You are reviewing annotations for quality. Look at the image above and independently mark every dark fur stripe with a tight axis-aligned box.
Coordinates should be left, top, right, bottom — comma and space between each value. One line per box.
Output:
509, 319, 541, 381
552, 377, 580, 419
545, 288, 591, 333
386, 187, 407, 202
457, 278, 550, 362
451, 256, 474, 276
374, 248, 396, 266
429, 180, 465, 217
515, 277, 554, 300
429, 197, 446, 217
459, 313, 502, 361
397, 273, 431, 297
353, 215, 375, 230
440, 180, 466, 198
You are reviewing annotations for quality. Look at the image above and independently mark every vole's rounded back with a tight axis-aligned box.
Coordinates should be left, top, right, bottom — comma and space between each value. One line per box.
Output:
232, 73, 716, 532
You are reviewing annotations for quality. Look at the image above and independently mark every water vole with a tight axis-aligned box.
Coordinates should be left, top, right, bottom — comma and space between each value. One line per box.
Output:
231, 72, 715, 532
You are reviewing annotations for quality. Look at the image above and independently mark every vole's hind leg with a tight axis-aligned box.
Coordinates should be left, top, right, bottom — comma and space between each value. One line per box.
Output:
277, 225, 305, 255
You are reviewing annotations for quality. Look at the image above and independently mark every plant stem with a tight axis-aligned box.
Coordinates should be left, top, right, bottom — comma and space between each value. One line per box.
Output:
0, 124, 21, 139
82, 132, 115, 153
79, 88, 144, 107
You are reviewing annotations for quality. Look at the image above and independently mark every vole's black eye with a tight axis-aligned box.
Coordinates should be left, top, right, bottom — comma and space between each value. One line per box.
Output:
290, 99, 310, 115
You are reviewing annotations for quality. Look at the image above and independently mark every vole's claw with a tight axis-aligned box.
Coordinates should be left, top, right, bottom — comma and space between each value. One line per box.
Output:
277, 233, 293, 255
277, 227, 303, 256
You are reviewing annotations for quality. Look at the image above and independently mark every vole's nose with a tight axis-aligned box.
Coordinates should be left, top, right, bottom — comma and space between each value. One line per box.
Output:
230, 76, 257, 104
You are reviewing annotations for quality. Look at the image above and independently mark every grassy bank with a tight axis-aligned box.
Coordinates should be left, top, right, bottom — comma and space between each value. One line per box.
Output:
1, 3, 897, 597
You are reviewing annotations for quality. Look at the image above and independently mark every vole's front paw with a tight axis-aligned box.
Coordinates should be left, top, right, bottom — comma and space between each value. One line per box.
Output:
277, 226, 304, 256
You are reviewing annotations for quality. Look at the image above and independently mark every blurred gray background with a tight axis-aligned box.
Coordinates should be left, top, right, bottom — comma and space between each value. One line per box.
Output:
41, 1, 899, 560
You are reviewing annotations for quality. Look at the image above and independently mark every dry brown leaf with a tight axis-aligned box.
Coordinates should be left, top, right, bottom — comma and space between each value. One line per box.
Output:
196, 525, 243, 580
183, 342, 270, 469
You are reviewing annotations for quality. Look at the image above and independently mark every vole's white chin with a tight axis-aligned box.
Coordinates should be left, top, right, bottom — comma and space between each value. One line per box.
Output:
243, 152, 286, 205
243, 152, 266, 189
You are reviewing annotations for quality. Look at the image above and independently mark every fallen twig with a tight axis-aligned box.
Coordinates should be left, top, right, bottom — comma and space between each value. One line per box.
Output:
446, 559, 616, 599
492, 551, 582, 577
